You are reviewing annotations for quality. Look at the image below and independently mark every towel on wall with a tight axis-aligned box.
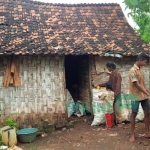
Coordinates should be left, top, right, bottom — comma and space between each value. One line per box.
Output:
3, 57, 21, 87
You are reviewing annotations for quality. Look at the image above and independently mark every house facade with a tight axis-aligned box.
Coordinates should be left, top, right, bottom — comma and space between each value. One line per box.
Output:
0, 0, 149, 127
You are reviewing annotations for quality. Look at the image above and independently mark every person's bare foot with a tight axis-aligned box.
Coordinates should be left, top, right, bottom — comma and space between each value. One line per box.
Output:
129, 135, 135, 142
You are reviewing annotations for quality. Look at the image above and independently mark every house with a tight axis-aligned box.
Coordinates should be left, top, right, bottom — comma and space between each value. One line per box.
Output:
0, 0, 149, 127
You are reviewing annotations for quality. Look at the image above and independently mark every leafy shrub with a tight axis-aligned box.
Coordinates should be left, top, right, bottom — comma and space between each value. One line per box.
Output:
5, 118, 18, 130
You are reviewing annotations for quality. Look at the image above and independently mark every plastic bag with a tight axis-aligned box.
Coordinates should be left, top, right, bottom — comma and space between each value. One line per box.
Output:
119, 108, 130, 121
66, 101, 75, 118
115, 94, 144, 122
65, 89, 76, 118
74, 102, 85, 117
92, 89, 106, 101
91, 101, 105, 126
66, 89, 73, 101
115, 94, 132, 122
91, 113, 105, 126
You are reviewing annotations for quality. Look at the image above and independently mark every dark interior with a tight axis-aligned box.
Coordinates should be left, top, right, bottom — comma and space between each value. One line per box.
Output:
65, 55, 80, 102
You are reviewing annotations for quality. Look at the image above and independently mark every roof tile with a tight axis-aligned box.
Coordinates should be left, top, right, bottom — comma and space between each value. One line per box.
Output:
0, 0, 149, 56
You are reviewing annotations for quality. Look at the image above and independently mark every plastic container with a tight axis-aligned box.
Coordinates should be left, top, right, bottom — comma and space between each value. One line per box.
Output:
17, 128, 38, 143
1, 126, 17, 147
105, 113, 114, 128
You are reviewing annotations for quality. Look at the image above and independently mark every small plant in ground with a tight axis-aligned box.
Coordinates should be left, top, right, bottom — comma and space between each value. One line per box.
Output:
5, 118, 18, 130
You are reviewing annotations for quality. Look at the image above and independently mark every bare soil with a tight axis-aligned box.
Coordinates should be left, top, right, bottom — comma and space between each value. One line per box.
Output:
18, 116, 150, 150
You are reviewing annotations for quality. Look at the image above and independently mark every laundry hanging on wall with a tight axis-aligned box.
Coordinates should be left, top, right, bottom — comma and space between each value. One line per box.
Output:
3, 57, 21, 87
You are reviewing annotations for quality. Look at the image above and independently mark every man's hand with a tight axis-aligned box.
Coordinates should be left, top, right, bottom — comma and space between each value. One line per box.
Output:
146, 89, 150, 93
145, 91, 150, 97
134, 82, 150, 97
147, 93, 150, 97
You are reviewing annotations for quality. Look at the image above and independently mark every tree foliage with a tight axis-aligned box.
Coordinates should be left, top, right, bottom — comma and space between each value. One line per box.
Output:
124, 0, 150, 43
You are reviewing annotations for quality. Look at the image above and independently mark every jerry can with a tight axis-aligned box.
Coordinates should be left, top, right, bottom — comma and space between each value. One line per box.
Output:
1, 126, 17, 147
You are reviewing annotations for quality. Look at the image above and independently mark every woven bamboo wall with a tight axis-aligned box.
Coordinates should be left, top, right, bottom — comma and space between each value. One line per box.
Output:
0, 55, 67, 127
91, 56, 150, 94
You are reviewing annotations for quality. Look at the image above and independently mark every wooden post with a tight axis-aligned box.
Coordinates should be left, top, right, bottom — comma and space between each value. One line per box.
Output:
88, 55, 93, 114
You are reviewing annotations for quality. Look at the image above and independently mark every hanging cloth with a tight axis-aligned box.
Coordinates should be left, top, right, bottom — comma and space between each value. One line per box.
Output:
3, 57, 21, 87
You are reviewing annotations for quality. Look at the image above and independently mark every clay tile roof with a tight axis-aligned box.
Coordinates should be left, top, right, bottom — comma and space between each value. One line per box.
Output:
0, 0, 149, 56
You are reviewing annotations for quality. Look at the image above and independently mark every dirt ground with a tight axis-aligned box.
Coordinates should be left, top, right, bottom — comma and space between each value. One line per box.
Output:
18, 116, 150, 150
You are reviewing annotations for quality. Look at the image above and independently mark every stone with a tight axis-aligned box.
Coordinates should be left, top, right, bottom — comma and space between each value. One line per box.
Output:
43, 124, 55, 133
37, 124, 44, 132
36, 132, 43, 137
55, 124, 66, 130
139, 141, 149, 146
62, 127, 67, 131
65, 121, 75, 129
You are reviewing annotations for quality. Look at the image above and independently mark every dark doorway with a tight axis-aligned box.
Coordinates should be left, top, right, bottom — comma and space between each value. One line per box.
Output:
65, 55, 91, 112
65, 55, 80, 102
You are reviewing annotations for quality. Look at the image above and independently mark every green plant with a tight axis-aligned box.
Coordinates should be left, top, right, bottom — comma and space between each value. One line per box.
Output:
124, 0, 150, 44
5, 118, 18, 130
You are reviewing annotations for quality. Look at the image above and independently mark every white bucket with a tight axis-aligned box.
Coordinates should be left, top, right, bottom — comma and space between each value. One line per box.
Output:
1, 126, 17, 147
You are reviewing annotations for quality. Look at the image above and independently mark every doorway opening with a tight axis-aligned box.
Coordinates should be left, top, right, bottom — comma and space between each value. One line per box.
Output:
65, 55, 91, 115
65, 55, 80, 103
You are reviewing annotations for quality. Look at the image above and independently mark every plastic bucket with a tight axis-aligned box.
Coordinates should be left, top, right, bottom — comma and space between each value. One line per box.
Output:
17, 128, 38, 143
